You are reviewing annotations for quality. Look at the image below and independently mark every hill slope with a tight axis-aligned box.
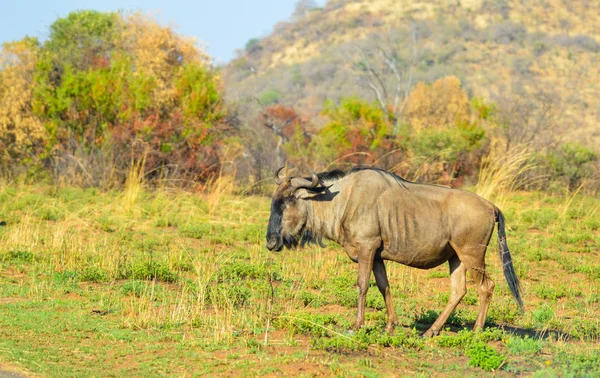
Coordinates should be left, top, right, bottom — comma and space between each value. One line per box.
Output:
224, 0, 600, 148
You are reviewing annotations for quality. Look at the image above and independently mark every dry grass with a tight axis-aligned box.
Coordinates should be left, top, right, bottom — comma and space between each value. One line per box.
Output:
120, 154, 146, 213
204, 171, 236, 216
475, 143, 538, 207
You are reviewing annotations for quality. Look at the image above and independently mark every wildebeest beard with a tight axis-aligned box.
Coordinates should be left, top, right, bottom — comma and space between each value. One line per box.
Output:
267, 198, 325, 250
283, 227, 325, 249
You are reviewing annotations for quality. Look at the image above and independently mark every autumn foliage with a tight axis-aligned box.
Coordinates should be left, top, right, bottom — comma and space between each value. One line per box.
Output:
0, 38, 45, 166
286, 78, 488, 186
0, 10, 229, 185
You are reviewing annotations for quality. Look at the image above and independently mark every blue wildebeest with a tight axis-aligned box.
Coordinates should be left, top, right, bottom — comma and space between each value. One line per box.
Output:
266, 166, 523, 336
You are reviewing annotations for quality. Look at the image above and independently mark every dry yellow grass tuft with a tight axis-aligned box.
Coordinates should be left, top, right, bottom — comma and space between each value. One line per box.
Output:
475, 143, 538, 207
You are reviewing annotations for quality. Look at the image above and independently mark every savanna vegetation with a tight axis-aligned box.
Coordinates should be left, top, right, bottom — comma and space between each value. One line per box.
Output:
0, 181, 598, 376
0, 1, 599, 376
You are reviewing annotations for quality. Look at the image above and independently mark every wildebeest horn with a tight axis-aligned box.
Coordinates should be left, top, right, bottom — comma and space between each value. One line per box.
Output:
291, 170, 319, 189
274, 166, 285, 185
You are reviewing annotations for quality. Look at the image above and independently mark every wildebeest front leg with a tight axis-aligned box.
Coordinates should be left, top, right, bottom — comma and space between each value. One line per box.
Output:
353, 257, 373, 330
373, 258, 397, 333
353, 248, 376, 330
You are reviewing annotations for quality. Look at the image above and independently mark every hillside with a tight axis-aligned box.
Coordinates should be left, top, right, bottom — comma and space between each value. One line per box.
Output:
224, 0, 600, 149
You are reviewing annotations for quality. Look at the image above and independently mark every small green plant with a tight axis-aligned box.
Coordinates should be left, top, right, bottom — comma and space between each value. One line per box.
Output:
521, 208, 558, 229
35, 206, 64, 221
121, 259, 178, 283
121, 280, 152, 297
532, 305, 554, 328
466, 341, 505, 371
570, 318, 600, 340
210, 284, 252, 307
311, 333, 368, 352
535, 284, 567, 300
259, 89, 281, 105
436, 330, 475, 348
505, 335, 543, 355
216, 261, 270, 282
80, 265, 109, 282
282, 312, 347, 337
1, 250, 37, 262
179, 223, 219, 239
311, 325, 424, 353
53, 270, 79, 284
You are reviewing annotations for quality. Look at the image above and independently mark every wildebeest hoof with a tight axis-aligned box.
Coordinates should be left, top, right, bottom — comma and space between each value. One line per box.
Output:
385, 323, 397, 334
423, 328, 439, 338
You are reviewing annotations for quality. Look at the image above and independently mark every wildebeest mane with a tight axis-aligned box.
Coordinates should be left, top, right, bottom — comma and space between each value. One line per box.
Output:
349, 166, 410, 189
317, 169, 346, 183
313, 166, 410, 189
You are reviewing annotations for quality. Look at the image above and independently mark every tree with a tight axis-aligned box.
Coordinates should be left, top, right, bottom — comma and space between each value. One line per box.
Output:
292, 0, 319, 20
350, 25, 421, 134
260, 104, 309, 168
44, 10, 120, 71
404, 76, 470, 131
492, 83, 563, 152
0, 37, 44, 168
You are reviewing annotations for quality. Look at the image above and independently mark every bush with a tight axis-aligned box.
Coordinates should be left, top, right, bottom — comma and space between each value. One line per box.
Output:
483, 21, 527, 44
259, 89, 281, 105
314, 97, 394, 165
546, 142, 598, 190
2, 10, 232, 186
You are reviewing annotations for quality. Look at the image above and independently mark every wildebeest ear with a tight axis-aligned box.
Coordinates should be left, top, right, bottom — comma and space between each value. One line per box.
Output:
295, 184, 329, 199
305, 185, 329, 193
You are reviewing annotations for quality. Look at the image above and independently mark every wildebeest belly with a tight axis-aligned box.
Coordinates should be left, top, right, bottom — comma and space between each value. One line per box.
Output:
379, 242, 455, 269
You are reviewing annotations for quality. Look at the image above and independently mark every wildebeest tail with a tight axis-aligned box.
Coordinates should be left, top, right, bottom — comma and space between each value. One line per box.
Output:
495, 208, 524, 311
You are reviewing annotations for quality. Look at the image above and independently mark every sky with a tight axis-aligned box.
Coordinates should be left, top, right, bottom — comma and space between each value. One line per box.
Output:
0, 0, 326, 64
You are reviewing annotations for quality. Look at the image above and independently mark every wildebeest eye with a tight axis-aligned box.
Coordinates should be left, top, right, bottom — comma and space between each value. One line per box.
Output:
284, 196, 296, 205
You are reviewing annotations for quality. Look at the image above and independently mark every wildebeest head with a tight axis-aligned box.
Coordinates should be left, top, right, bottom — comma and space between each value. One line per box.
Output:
266, 167, 327, 251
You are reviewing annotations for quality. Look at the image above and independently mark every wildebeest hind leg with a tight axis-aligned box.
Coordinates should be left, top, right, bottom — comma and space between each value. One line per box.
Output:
373, 258, 397, 333
472, 269, 495, 331
424, 255, 466, 337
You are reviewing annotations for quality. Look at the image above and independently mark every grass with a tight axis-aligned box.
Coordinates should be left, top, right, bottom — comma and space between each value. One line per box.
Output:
0, 183, 598, 376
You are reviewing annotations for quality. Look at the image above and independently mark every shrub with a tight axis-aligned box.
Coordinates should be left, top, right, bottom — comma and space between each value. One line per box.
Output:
4, 10, 231, 186
245, 38, 262, 54
546, 142, 598, 190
